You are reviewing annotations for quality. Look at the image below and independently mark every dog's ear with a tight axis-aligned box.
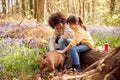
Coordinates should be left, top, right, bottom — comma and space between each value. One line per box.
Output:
43, 54, 47, 59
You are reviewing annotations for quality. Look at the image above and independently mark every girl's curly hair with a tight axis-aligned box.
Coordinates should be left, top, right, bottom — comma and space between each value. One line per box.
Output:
48, 12, 66, 29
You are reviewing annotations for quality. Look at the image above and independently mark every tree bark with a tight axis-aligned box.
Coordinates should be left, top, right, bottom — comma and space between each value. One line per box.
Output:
80, 50, 106, 66
88, 2, 90, 13
22, 0, 26, 16
46, 0, 51, 14
82, 0, 85, 21
66, 50, 107, 67
110, 0, 115, 14
92, 0, 95, 25
11, 0, 14, 14
37, 0, 45, 22
66, 0, 69, 15
79, 0, 81, 16
29, 0, 33, 15
34, 0, 38, 18
16, 0, 19, 14
2, 0, 6, 16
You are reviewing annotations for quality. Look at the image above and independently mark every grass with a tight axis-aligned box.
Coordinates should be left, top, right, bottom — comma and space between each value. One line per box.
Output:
0, 38, 46, 80
92, 34, 120, 48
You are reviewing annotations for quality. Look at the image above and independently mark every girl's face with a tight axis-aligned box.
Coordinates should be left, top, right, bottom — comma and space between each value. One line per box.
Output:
68, 22, 78, 29
55, 23, 64, 30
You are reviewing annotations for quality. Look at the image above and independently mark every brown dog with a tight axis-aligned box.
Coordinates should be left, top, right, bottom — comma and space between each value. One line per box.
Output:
39, 50, 67, 73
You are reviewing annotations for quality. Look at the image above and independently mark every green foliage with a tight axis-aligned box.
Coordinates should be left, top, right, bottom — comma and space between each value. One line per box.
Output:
93, 34, 120, 48
0, 28, 120, 79
0, 38, 47, 79
103, 13, 120, 26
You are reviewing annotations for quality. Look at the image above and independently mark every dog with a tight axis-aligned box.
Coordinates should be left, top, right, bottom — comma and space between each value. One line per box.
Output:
39, 50, 67, 74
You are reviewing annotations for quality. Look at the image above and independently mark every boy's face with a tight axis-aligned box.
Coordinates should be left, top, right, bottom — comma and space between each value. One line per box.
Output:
55, 23, 64, 30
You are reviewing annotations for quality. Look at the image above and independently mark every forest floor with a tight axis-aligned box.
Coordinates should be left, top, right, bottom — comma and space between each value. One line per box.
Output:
0, 21, 86, 80
0, 21, 120, 80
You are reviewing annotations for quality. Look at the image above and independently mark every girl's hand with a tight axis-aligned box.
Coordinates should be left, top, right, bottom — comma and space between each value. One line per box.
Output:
56, 50, 64, 54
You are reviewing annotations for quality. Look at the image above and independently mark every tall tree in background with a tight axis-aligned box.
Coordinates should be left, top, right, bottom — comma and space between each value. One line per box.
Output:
2, 0, 6, 16
22, 0, 25, 16
16, 0, 19, 14
110, 0, 115, 14
87, 2, 90, 14
66, 0, 69, 15
92, 0, 95, 24
34, 0, 45, 22
29, 0, 33, 15
8, 0, 10, 14
46, 0, 51, 14
79, 0, 81, 16
34, 0, 38, 18
38, 0, 45, 22
82, 0, 85, 20
11, 0, 14, 14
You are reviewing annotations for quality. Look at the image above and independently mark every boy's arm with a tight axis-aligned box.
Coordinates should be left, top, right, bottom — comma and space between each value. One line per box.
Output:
48, 31, 57, 50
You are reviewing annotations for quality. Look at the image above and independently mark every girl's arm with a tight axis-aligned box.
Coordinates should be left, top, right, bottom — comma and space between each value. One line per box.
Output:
57, 44, 72, 53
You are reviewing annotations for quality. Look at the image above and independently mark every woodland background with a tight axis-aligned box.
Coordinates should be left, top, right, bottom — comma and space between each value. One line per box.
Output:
0, 0, 120, 80
0, 0, 120, 26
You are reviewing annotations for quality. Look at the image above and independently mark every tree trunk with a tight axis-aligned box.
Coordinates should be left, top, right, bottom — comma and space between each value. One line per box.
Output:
22, 0, 26, 16
30, 0, 33, 15
88, 2, 90, 14
66, 0, 69, 15
82, 0, 85, 21
34, 0, 38, 18
66, 50, 107, 68
37, 0, 45, 22
11, 0, 14, 14
72, 0, 76, 14
16, 0, 19, 14
80, 50, 106, 66
79, 0, 81, 16
7, 0, 10, 14
110, 0, 115, 14
2, 0, 6, 16
46, 0, 51, 14
92, 0, 95, 25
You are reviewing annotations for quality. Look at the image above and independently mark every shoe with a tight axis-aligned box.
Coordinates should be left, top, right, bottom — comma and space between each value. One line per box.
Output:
72, 64, 76, 68
71, 64, 81, 72
74, 65, 81, 72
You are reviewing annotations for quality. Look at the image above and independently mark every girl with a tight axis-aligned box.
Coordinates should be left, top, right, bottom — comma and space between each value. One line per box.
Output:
57, 15, 94, 72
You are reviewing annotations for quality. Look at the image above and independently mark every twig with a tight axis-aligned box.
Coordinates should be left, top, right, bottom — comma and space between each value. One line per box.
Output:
83, 47, 120, 73
97, 47, 120, 71
82, 61, 99, 73
61, 69, 96, 80
104, 67, 119, 80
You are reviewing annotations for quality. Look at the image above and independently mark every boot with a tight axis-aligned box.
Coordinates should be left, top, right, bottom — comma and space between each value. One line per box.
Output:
71, 64, 76, 71
71, 64, 81, 72
74, 65, 81, 72
72, 64, 76, 68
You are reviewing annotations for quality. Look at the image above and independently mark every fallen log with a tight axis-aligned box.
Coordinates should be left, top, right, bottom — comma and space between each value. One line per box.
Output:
80, 50, 107, 66
53, 47, 120, 80
65, 49, 107, 68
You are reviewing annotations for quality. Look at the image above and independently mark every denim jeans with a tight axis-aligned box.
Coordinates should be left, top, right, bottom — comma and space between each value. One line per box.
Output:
58, 38, 71, 50
70, 44, 90, 65
48, 37, 71, 50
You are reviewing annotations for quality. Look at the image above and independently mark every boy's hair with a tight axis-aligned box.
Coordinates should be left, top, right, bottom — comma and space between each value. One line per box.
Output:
48, 12, 66, 29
